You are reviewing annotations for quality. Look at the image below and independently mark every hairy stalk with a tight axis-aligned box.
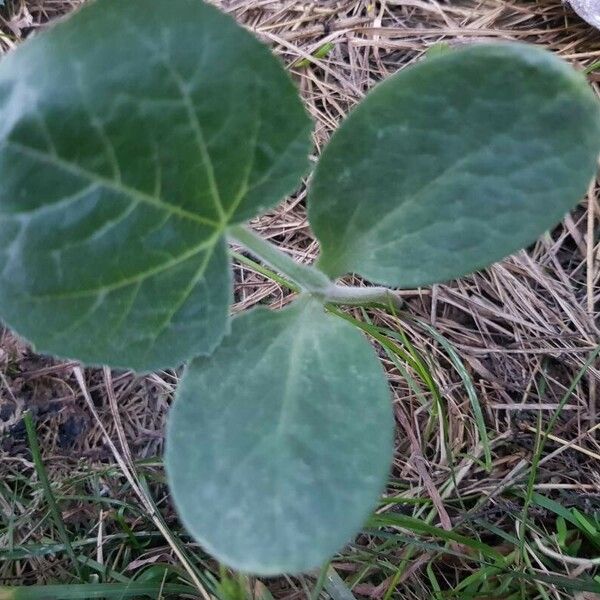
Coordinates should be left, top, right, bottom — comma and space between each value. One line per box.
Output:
323, 283, 403, 309
228, 225, 331, 292
229, 225, 403, 308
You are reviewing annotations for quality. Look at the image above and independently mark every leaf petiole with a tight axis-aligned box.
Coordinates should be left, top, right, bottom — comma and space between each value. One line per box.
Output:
228, 224, 331, 293
322, 283, 403, 309
229, 224, 403, 308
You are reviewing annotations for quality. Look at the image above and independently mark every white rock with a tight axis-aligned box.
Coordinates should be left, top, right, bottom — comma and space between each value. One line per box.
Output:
568, 0, 600, 29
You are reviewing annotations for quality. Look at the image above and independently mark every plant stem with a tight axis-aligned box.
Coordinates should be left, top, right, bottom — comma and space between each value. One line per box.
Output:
230, 250, 300, 292
323, 283, 403, 309
228, 225, 403, 308
228, 225, 330, 293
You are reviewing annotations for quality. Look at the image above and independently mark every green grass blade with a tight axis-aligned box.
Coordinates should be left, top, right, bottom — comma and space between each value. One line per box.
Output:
406, 316, 492, 470
323, 567, 358, 600
520, 345, 600, 556
512, 571, 600, 594
0, 582, 195, 599
23, 412, 81, 580
0, 532, 162, 561
369, 513, 503, 562
527, 493, 579, 527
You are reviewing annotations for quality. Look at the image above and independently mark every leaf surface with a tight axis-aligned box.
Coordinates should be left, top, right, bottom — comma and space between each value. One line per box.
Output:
0, 0, 311, 370
166, 298, 393, 574
308, 43, 600, 287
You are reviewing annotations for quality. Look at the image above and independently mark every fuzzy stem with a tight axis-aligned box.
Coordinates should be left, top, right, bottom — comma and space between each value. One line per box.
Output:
322, 284, 403, 309
228, 225, 403, 308
228, 225, 330, 292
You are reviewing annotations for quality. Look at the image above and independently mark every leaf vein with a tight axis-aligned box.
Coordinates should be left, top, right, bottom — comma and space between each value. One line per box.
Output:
3, 140, 221, 229
26, 234, 219, 301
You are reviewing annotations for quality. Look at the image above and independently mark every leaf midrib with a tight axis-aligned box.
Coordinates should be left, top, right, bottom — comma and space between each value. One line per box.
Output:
25, 233, 219, 301
318, 75, 572, 274
4, 139, 222, 229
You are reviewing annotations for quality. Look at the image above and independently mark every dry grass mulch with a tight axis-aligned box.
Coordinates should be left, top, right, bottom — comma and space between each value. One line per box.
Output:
1, 1, 600, 598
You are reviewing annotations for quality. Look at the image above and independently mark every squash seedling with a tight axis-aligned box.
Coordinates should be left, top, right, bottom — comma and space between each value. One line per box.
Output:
0, 0, 598, 575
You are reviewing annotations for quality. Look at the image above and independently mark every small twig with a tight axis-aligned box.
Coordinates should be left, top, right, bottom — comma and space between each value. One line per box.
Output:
586, 179, 598, 438
524, 424, 600, 461
395, 404, 452, 531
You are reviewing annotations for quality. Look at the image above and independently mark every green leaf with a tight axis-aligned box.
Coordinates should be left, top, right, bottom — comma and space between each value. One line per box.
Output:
309, 43, 600, 287
166, 298, 393, 575
0, 0, 311, 370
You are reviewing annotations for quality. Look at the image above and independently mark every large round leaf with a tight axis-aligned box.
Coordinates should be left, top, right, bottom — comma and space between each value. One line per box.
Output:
0, 0, 311, 370
166, 298, 393, 574
308, 43, 600, 287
